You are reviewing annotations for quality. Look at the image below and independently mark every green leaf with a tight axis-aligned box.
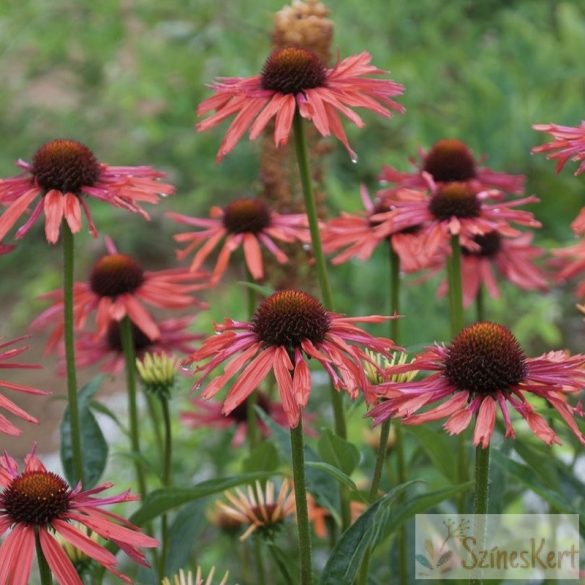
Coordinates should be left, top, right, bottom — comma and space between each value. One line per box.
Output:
243, 441, 280, 473
165, 501, 206, 576
60, 375, 108, 488
90, 399, 128, 435
406, 426, 457, 482
305, 461, 358, 491
318, 429, 360, 476
130, 473, 273, 526
320, 482, 416, 585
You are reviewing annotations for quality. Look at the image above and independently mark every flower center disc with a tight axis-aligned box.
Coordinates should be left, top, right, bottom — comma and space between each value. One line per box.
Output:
32, 139, 100, 194
3, 471, 70, 526
261, 47, 326, 94
106, 320, 152, 351
462, 231, 501, 258
428, 182, 481, 220
423, 139, 476, 182
222, 198, 271, 234
253, 290, 330, 348
90, 254, 145, 298
444, 322, 526, 395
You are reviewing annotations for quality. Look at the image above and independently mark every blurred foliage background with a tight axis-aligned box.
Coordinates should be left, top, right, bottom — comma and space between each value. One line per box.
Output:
1, 0, 584, 350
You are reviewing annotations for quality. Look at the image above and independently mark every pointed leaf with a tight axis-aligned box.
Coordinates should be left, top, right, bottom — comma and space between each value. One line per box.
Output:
318, 429, 360, 476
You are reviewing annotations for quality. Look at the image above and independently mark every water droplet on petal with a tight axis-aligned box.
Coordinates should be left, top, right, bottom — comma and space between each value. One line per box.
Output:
350, 152, 359, 164
180, 365, 192, 373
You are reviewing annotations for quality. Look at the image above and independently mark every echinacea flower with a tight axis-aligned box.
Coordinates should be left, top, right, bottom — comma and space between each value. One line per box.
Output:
72, 317, 200, 374
0, 336, 47, 437
167, 197, 309, 282
369, 322, 585, 448
379, 138, 526, 194
373, 181, 540, 260
532, 121, 585, 175
551, 238, 585, 298
186, 289, 397, 427
437, 231, 548, 307
323, 186, 435, 272
31, 238, 208, 343
162, 567, 230, 585
197, 47, 404, 162
216, 480, 295, 541
0, 448, 158, 584
0, 139, 174, 244
182, 393, 291, 447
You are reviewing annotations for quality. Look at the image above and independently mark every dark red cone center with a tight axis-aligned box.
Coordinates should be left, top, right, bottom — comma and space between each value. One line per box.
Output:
90, 254, 145, 298
261, 47, 327, 94
222, 198, 272, 234
423, 139, 476, 182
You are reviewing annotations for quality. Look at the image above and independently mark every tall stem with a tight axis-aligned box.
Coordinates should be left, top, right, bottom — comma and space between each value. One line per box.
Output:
292, 111, 346, 440
448, 234, 468, 513
290, 420, 312, 585
36, 531, 53, 585
119, 317, 147, 499
62, 223, 84, 484
160, 397, 173, 577
254, 538, 267, 585
470, 444, 491, 585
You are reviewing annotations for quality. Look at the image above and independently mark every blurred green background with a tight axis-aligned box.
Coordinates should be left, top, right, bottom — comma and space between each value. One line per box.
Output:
1, 0, 584, 350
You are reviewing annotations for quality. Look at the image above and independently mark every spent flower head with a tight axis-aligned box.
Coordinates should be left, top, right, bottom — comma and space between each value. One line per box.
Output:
162, 567, 231, 585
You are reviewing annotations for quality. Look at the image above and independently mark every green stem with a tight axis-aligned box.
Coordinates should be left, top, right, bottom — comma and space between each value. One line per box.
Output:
268, 541, 295, 585
62, 223, 84, 484
119, 317, 147, 499
470, 444, 490, 585
475, 285, 485, 322
160, 397, 173, 577
290, 420, 313, 585
36, 531, 53, 585
254, 538, 267, 585
292, 111, 346, 440
146, 393, 164, 463
293, 109, 350, 534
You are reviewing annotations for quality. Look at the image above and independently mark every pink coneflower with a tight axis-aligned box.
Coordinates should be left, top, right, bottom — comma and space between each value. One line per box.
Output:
72, 317, 200, 374
551, 238, 585, 298
0, 448, 158, 584
0, 139, 174, 244
369, 322, 585, 448
323, 186, 436, 272
197, 47, 404, 162
182, 393, 291, 447
379, 138, 525, 194
437, 232, 548, 307
167, 197, 309, 282
532, 122, 585, 175
374, 181, 540, 259
185, 289, 396, 427
32, 238, 208, 343
0, 337, 47, 437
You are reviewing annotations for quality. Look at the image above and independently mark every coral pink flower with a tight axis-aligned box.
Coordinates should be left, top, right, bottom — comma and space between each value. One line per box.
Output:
72, 317, 201, 374
0, 337, 47, 437
374, 180, 540, 259
551, 238, 585, 298
31, 238, 208, 344
437, 232, 548, 307
182, 393, 290, 447
197, 48, 404, 162
323, 186, 436, 272
185, 289, 397, 427
369, 322, 585, 448
167, 197, 309, 282
532, 122, 585, 175
0, 448, 158, 584
0, 139, 174, 244
379, 138, 525, 194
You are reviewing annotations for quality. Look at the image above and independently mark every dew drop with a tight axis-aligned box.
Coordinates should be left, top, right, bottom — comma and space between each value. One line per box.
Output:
350, 152, 359, 164
180, 365, 192, 373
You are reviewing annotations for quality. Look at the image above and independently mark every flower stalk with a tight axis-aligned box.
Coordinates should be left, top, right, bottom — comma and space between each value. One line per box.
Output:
471, 444, 490, 585
62, 222, 84, 484
36, 531, 53, 585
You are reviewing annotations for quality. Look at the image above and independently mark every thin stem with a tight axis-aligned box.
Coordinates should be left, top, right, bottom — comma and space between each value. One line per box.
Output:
253, 538, 267, 585
268, 541, 295, 585
290, 420, 312, 585
119, 317, 147, 499
62, 223, 84, 484
475, 285, 485, 322
146, 393, 164, 463
36, 531, 53, 585
292, 111, 346, 440
160, 397, 173, 577
470, 444, 491, 585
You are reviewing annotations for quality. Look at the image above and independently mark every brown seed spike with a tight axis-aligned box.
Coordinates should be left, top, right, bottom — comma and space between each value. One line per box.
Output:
444, 322, 526, 396
423, 139, 476, 183
32, 139, 100, 194
261, 47, 326, 94
90, 254, 145, 298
